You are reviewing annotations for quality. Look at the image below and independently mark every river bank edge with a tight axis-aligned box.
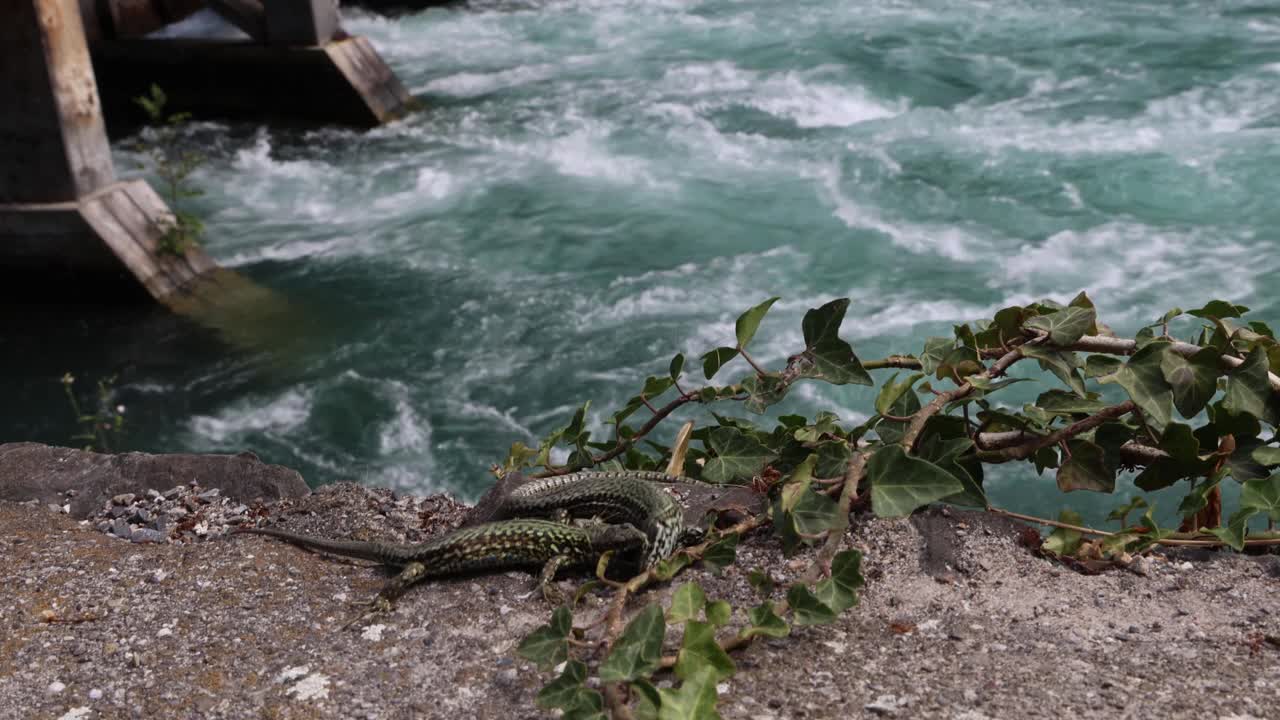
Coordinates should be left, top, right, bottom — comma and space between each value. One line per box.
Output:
1, 443, 1278, 719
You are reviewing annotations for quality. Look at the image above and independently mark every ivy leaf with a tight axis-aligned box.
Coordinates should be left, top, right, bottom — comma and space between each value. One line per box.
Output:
736, 297, 780, 349
1178, 472, 1225, 519
1024, 306, 1096, 346
1106, 496, 1148, 526
1187, 300, 1249, 320
739, 601, 789, 639
1160, 347, 1220, 419
1222, 348, 1276, 425
599, 604, 666, 682
1041, 510, 1083, 556
795, 299, 873, 386
644, 376, 675, 399
701, 427, 776, 484
919, 337, 952, 376
652, 552, 693, 582
865, 445, 964, 518
1056, 440, 1115, 493
702, 532, 738, 572
740, 373, 789, 414
786, 584, 837, 626
1098, 340, 1173, 433
813, 550, 864, 614
670, 353, 685, 381
1253, 447, 1280, 466
564, 402, 591, 440
668, 583, 706, 624
780, 454, 817, 513
535, 660, 605, 719
1240, 472, 1280, 521
1085, 355, 1123, 379
675, 621, 736, 682
936, 346, 982, 383
747, 570, 775, 597
875, 373, 923, 417
656, 666, 721, 720
1021, 344, 1086, 397
1034, 390, 1110, 416
1208, 508, 1253, 552
517, 606, 572, 670
702, 347, 739, 380
705, 600, 732, 627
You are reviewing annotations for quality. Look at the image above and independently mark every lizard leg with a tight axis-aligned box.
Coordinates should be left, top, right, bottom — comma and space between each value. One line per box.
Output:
537, 555, 569, 605
344, 561, 429, 629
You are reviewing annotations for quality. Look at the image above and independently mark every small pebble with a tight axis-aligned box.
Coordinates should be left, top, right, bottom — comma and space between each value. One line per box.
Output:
88, 689, 102, 700
111, 493, 136, 506
48, 681, 65, 695
145, 489, 162, 500
163, 487, 183, 500
131, 529, 168, 544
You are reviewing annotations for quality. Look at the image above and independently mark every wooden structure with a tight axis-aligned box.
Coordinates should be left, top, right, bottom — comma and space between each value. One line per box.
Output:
0, 0, 412, 304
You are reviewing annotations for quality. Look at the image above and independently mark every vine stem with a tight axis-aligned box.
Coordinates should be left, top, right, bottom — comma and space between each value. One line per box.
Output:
987, 507, 1280, 548
533, 392, 701, 478
899, 343, 1030, 452
976, 400, 1137, 463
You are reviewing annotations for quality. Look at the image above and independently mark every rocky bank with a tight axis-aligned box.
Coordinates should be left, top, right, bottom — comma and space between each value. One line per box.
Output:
1, 443, 1278, 720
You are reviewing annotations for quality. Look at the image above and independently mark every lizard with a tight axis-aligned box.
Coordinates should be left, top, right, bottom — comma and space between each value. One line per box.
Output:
235, 518, 649, 617
474, 470, 707, 570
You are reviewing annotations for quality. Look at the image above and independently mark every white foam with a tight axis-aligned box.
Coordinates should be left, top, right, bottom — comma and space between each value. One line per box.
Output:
190, 389, 312, 444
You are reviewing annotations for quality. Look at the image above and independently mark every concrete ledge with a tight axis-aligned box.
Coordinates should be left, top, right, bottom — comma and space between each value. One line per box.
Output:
93, 36, 414, 129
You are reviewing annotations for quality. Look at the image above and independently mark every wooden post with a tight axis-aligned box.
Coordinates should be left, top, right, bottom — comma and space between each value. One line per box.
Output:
0, 0, 220, 303
265, 0, 339, 46
0, 0, 116, 203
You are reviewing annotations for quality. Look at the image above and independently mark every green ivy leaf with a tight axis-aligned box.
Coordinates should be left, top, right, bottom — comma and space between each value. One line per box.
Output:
517, 606, 572, 670
1099, 340, 1173, 433
1084, 355, 1123, 379
536, 660, 605, 719
1187, 300, 1249, 320
866, 445, 964, 518
702, 532, 738, 572
1041, 510, 1083, 556
1178, 472, 1225, 519
1024, 305, 1096, 346
813, 550, 864, 613
1056, 440, 1116, 493
1222, 348, 1276, 425
1160, 347, 1220, 419
670, 353, 686, 381
702, 347, 739, 380
599, 603, 666, 682
1241, 472, 1280, 521
1208, 508, 1253, 552
792, 486, 843, 539
875, 373, 924, 417
705, 600, 732, 627
736, 297, 780, 349
919, 337, 952, 376
701, 427, 776, 484
652, 552, 693, 582
795, 299, 873, 386
747, 569, 775, 596
656, 666, 721, 720
740, 373, 789, 414
675, 621, 736, 682
739, 601, 789, 639
780, 454, 817, 512
1253, 447, 1280, 466
644, 376, 675, 399
1106, 496, 1148, 526
668, 583, 707, 624
1021, 344, 1087, 397
1034, 390, 1110, 416
786, 584, 837, 626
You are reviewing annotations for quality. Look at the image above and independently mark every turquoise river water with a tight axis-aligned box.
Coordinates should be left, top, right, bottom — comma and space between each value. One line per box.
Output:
3, 0, 1279, 523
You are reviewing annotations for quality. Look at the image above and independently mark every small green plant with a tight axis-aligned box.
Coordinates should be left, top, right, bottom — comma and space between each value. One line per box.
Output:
61, 373, 126, 453
133, 84, 205, 257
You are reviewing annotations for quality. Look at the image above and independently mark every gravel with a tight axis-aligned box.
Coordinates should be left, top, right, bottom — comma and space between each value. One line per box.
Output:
2, 481, 1277, 719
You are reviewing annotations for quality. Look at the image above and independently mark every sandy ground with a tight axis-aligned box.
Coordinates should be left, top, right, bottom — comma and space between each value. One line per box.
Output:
2, 482, 1278, 720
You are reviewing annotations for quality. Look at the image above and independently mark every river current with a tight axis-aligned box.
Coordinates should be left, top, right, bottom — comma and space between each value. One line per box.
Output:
4, 0, 1279, 521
